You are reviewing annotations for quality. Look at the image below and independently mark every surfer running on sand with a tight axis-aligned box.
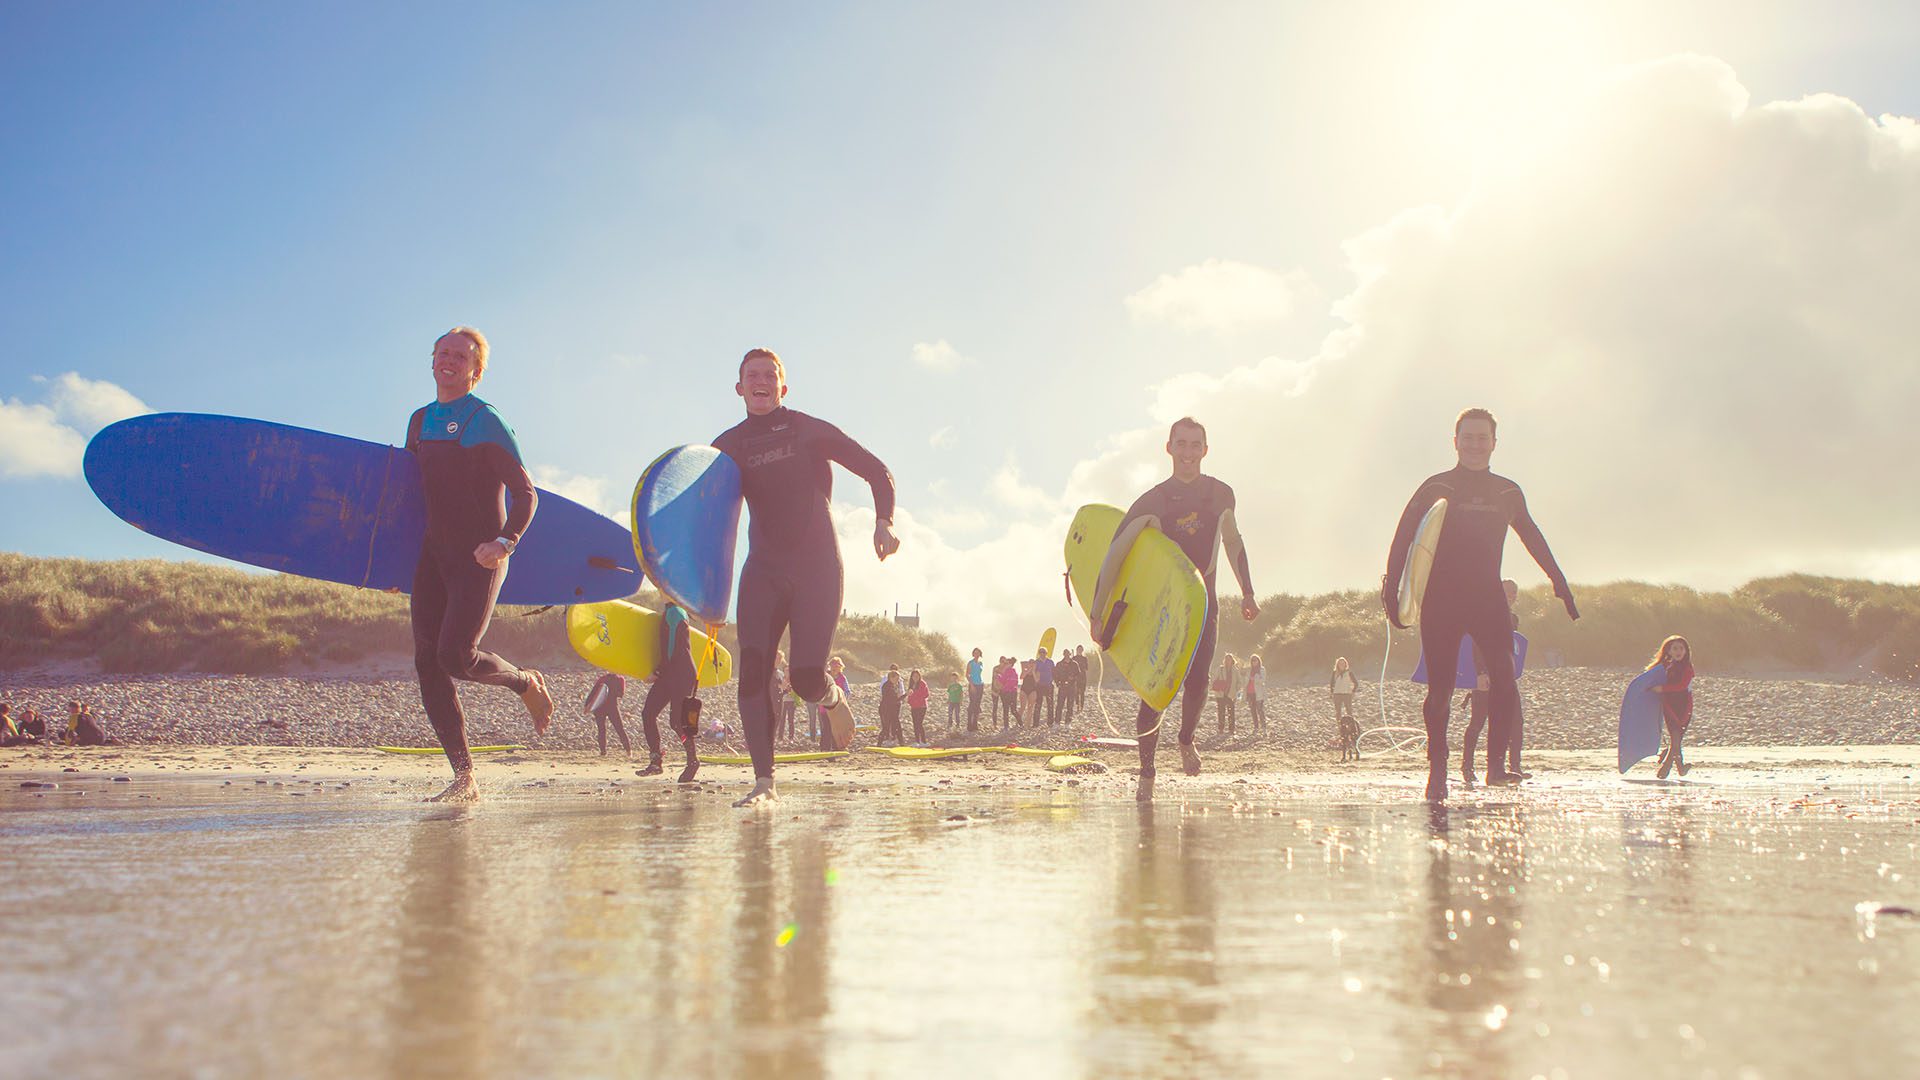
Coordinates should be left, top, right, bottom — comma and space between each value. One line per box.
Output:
714, 348, 898, 807
1096, 417, 1258, 802
639, 600, 699, 780
405, 327, 555, 803
1381, 407, 1577, 803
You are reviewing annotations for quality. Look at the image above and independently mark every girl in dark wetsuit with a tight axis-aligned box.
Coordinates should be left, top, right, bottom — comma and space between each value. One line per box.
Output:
1650, 636, 1696, 778
713, 348, 898, 807
641, 602, 698, 780
585, 671, 630, 758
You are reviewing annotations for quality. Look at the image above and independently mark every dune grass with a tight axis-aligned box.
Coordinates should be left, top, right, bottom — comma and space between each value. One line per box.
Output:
0, 553, 963, 678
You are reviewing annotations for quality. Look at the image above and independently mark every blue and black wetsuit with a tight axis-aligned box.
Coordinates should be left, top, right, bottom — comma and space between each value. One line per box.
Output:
641, 603, 699, 757
1382, 466, 1570, 784
1113, 474, 1255, 769
713, 406, 894, 780
405, 393, 537, 774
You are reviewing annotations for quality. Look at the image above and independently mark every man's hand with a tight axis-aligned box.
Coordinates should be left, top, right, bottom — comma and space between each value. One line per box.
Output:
473, 540, 510, 570
1241, 595, 1260, 621
1556, 585, 1580, 622
1381, 579, 1407, 630
874, 520, 900, 561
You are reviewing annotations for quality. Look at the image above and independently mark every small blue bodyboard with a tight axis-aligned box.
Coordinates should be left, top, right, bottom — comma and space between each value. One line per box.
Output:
1411, 632, 1529, 685
83, 412, 639, 606
631, 445, 743, 624
1618, 666, 1669, 773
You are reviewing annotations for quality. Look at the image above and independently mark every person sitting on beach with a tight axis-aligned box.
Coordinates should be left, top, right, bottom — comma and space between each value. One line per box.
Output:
73, 703, 109, 747
19, 706, 47, 741
0, 703, 23, 747
1650, 636, 1696, 778
64, 701, 84, 746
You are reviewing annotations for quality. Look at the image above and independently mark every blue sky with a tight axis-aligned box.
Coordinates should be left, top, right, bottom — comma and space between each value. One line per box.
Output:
5, 2, 1920, 646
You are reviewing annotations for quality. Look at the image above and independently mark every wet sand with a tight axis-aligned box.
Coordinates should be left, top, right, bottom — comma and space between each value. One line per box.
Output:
4, 743, 1919, 1078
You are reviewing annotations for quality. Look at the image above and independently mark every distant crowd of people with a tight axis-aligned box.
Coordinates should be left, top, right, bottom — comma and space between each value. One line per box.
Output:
1, 700, 110, 747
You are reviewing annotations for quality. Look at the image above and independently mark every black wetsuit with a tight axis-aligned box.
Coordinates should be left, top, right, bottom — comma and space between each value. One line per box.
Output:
587, 672, 629, 756
641, 604, 697, 758
1117, 475, 1255, 768
405, 394, 537, 774
713, 406, 894, 779
1382, 466, 1569, 783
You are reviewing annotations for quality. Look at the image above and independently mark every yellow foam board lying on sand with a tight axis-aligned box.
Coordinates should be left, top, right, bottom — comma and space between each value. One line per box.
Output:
862, 746, 993, 759
375, 745, 524, 755
1045, 754, 1100, 772
698, 751, 849, 765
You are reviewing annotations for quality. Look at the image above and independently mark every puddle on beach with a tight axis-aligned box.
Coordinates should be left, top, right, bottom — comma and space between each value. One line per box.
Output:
3, 774, 1918, 1078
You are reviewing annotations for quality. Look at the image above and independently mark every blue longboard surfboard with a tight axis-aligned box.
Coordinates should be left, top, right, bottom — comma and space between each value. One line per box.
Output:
631, 445, 742, 624
1618, 666, 1668, 773
1411, 632, 1529, 685
83, 413, 639, 606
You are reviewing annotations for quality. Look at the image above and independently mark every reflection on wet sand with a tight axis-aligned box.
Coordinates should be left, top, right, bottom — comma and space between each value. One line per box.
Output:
1402, 804, 1529, 1078
1089, 804, 1222, 1074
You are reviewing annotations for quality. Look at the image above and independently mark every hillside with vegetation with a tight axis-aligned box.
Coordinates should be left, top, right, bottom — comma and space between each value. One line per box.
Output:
7, 553, 1920, 682
0, 553, 962, 679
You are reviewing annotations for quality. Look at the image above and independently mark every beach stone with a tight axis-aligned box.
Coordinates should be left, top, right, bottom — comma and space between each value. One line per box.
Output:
20, 781, 57, 789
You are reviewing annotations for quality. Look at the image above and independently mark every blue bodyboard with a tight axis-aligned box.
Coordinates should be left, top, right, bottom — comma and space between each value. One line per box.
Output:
1411, 632, 1529, 685
84, 413, 639, 606
631, 445, 742, 623
1618, 666, 1669, 773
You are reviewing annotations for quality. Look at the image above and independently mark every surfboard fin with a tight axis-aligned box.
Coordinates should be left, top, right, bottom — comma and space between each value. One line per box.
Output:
1093, 594, 1128, 651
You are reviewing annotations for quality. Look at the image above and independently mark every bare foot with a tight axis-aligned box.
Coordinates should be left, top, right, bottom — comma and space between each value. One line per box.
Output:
520, 671, 555, 736
428, 772, 479, 803
1136, 769, 1155, 803
732, 778, 778, 808
1179, 742, 1201, 776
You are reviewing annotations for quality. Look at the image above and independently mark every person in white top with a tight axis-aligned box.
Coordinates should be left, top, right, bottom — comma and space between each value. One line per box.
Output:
1246, 654, 1269, 733
1329, 657, 1360, 723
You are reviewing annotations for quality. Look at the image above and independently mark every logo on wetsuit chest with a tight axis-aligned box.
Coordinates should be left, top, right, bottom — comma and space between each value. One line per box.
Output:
445, 421, 460, 435
746, 445, 796, 467
1172, 510, 1201, 536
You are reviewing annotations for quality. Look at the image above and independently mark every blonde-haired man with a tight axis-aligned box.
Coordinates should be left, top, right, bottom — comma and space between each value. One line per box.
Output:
406, 327, 554, 802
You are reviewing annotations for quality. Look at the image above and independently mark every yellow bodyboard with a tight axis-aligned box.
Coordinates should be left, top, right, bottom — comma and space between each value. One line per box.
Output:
1396, 498, 1448, 625
1063, 504, 1209, 712
567, 600, 734, 687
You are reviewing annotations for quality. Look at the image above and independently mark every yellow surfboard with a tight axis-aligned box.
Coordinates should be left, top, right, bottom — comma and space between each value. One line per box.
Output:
1396, 498, 1448, 625
861, 746, 992, 759
1036, 627, 1057, 658
699, 751, 848, 765
1063, 504, 1208, 712
567, 600, 734, 686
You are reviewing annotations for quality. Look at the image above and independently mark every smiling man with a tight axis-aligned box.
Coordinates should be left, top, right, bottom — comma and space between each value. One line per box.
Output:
1382, 407, 1578, 803
404, 326, 555, 803
1101, 416, 1258, 801
713, 347, 898, 808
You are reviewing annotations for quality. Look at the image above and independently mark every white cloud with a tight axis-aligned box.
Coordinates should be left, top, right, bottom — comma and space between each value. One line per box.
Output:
39, 372, 151, 430
910, 340, 973, 372
0, 399, 89, 479
530, 465, 620, 519
927, 424, 956, 449
1125, 258, 1317, 335
988, 455, 1056, 515
0, 373, 151, 479
859, 56, 1920, 650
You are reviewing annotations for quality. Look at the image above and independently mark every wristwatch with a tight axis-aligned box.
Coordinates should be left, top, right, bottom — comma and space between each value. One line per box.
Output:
493, 536, 517, 554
